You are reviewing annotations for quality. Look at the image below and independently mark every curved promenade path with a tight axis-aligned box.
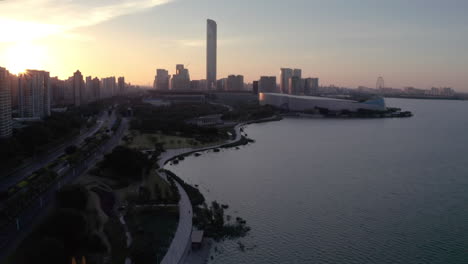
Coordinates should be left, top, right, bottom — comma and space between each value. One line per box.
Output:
157, 124, 244, 264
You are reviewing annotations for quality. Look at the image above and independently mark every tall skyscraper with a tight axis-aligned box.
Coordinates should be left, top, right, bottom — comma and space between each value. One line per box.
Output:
154, 69, 170, 90
0, 67, 12, 138
280, 68, 293, 94
252, 81, 259, 95
18, 70, 51, 118
73, 70, 84, 106
207, 19, 217, 90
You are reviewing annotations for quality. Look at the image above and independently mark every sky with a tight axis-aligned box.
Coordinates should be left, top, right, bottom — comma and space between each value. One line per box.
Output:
0, 0, 467, 90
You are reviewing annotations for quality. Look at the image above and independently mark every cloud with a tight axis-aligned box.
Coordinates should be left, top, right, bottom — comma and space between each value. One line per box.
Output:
0, 0, 172, 42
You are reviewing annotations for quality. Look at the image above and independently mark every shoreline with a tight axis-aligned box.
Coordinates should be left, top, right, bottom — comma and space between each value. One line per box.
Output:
158, 115, 281, 264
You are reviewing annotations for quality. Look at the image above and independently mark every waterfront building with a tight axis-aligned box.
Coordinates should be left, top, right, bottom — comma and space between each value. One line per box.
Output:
171, 64, 190, 90
293, 69, 302, 79
18, 70, 51, 118
288, 76, 303, 95
190, 80, 201, 90
226, 75, 244, 91
280, 68, 293, 94
72, 70, 84, 106
0, 67, 12, 138
304, 78, 319, 95
253, 81, 259, 95
259, 92, 386, 112
207, 19, 217, 90
154, 69, 170, 90
259, 76, 277, 93
216, 78, 226, 91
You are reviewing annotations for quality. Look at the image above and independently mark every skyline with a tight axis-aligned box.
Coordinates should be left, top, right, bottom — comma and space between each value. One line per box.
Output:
1, 0, 467, 90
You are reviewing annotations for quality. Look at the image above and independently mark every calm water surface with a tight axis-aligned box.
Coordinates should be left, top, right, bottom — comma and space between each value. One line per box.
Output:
167, 99, 468, 264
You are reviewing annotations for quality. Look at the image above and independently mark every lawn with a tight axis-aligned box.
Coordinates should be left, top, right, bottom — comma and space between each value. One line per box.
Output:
125, 130, 224, 150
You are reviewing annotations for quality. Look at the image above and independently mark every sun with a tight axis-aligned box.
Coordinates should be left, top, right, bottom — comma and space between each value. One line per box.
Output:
4, 42, 47, 74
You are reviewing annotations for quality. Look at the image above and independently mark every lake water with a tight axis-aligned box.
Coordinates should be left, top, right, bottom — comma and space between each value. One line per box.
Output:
167, 98, 468, 264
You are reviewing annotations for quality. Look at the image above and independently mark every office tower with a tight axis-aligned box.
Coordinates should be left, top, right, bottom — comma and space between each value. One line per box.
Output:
304, 78, 319, 95
72, 70, 84, 106
18, 70, 51, 118
259, 76, 277, 93
226, 75, 244, 91
0, 67, 12, 138
171, 64, 190, 90
154, 69, 170, 90
92, 77, 100, 100
289, 76, 302, 95
293, 69, 302, 79
253, 81, 259, 94
207, 19, 217, 90
280, 68, 293, 94
118, 77, 125, 94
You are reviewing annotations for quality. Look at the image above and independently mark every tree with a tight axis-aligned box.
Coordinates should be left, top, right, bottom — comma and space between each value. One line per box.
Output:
65, 145, 78, 155
56, 184, 89, 211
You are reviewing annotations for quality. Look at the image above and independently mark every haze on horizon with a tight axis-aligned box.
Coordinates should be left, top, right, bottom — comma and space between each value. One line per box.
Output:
0, 0, 467, 90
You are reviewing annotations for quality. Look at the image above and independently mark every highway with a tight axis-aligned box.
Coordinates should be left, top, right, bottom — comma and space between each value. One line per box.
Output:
0, 111, 115, 192
0, 116, 128, 262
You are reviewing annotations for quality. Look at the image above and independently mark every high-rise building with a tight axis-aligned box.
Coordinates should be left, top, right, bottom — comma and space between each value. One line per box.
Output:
72, 70, 84, 106
293, 69, 302, 79
9, 74, 19, 109
171, 64, 190, 90
0, 67, 12, 138
101, 77, 116, 98
226, 75, 244, 91
118, 77, 125, 94
51, 77, 67, 106
85, 76, 93, 102
190, 80, 201, 90
304, 78, 319, 95
154, 69, 170, 90
253, 81, 259, 95
216, 78, 226, 91
259, 76, 277, 93
289, 76, 302, 95
92, 77, 100, 100
280, 68, 293, 94
18, 70, 51, 118
206, 19, 217, 90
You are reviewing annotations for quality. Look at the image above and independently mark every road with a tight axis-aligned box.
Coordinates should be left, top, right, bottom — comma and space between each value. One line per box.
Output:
0, 117, 128, 262
0, 111, 115, 192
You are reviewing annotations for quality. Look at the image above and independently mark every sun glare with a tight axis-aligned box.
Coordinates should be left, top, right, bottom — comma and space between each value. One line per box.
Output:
4, 42, 47, 75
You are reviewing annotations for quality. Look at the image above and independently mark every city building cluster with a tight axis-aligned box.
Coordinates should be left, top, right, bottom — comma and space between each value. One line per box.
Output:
0, 66, 132, 138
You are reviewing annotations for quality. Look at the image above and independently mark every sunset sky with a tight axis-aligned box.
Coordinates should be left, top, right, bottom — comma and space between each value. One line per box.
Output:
0, 0, 467, 90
